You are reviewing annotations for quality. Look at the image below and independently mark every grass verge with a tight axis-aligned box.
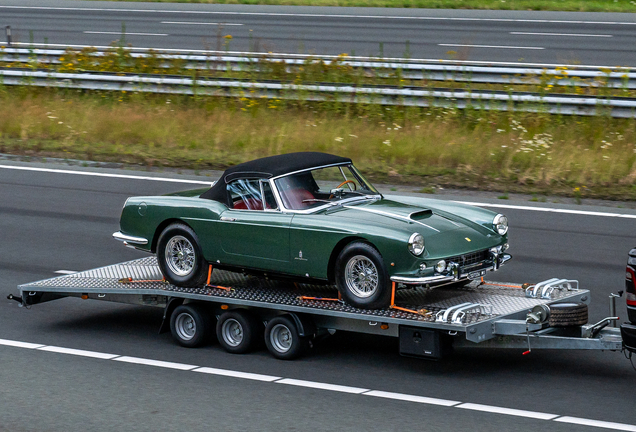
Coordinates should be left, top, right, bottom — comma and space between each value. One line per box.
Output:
98, 0, 636, 13
2, 86, 636, 200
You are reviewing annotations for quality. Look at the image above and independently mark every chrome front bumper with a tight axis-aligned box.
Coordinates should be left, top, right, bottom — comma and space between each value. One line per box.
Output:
391, 254, 512, 285
112, 231, 148, 245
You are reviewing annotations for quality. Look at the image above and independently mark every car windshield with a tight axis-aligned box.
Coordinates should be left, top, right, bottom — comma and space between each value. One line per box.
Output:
274, 164, 380, 210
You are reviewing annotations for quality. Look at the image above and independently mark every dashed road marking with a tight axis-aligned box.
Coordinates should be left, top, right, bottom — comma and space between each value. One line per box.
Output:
194, 366, 281, 382
1, 337, 634, 430
510, 31, 613, 37
439, 43, 545, 50
37, 345, 119, 359
161, 21, 243, 26
113, 356, 198, 370
457, 402, 559, 420
55, 270, 78, 275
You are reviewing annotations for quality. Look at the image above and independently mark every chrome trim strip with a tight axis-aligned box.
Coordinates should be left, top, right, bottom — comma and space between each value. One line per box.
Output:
112, 231, 148, 245
269, 162, 351, 181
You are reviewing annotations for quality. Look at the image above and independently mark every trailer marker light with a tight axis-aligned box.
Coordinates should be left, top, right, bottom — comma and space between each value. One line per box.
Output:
81, 294, 89, 300
381, 324, 389, 330
221, 304, 229, 310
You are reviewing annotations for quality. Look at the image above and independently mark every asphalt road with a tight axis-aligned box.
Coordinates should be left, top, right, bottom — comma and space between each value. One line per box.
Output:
2, 0, 636, 66
1, 160, 635, 432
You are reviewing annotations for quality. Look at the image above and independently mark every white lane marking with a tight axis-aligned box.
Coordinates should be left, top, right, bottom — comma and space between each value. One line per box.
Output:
3, 5, 636, 26
457, 403, 559, 420
55, 270, 77, 275
37, 346, 119, 359
0, 165, 212, 185
0, 41, 624, 69
84, 31, 168, 36
277, 378, 369, 394
113, 356, 197, 370
454, 201, 636, 219
161, 21, 243, 26
510, 31, 613, 37
194, 367, 280, 382
439, 43, 544, 50
364, 390, 460, 407
555, 417, 636, 432
0, 338, 45, 349
1, 337, 635, 430
2, 164, 635, 219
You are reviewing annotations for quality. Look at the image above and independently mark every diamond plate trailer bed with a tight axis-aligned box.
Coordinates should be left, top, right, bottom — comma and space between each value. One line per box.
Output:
10, 257, 628, 360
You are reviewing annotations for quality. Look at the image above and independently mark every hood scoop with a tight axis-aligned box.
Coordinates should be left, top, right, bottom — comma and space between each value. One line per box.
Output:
410, 209, 433, 221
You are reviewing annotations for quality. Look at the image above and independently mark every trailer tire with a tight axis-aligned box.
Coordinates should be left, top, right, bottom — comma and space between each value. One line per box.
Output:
549, 302, 588, 327
265, 315, 308, 360
170, 304, 215, 348
157, 223, 208, 288
335, 242, 392, 310
217, 310, 262, 354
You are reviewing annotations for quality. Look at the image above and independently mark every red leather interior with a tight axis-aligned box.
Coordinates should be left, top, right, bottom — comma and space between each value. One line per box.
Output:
282, 189, 315, 209
233, 198, 264, 210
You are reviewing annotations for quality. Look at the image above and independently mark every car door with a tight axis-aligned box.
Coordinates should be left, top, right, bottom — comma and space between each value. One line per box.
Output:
217, 178, 292, 273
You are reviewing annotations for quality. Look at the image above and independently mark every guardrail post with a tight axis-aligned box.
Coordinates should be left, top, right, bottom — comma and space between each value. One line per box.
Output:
5, 26, 11, 47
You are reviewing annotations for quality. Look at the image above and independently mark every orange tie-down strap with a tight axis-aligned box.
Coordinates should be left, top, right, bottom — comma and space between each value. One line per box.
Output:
299, 283, 431, 317
118, 277, 166, 284
479, 277, 528, 289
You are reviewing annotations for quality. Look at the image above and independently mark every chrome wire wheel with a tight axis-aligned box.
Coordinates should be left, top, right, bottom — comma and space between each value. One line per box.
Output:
174, 312, 196, 341
165, 235, 195, 277
344, 255, 379, 299
269, 323, 292, 354
221, 318, 244, 347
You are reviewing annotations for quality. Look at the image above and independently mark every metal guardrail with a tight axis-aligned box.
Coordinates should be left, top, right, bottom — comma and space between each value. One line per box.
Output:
1, 45, 635, 89
2, 69, 636, 118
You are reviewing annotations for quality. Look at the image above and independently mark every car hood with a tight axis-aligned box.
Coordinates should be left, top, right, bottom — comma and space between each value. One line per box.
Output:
325, 198, 501, 252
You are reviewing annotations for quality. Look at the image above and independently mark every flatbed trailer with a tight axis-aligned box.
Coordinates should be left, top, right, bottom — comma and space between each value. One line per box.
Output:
10, 257, 630, 360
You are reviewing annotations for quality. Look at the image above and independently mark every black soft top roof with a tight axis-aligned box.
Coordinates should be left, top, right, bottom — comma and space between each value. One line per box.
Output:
200, 152, 352, 204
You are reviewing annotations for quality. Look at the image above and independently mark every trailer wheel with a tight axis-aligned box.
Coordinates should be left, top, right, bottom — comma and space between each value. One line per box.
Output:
335, 242, 391, 310
265, 316, 308, 360
170, 304, 214, 348
217, 310, 262, 354
157, 223, 208, 288
549, 302, 588, 327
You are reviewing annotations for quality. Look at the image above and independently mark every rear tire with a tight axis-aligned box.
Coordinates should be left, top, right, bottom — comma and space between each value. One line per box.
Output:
157, 223, 208, 287
335, 242, 391, 310
264, 316, 308, 360
170, 304, 215, 348
216, 310, 262, 354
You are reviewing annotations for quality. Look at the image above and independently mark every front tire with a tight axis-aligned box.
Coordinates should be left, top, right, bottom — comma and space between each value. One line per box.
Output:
157, 223, 208, 287
335, 242, 391, 310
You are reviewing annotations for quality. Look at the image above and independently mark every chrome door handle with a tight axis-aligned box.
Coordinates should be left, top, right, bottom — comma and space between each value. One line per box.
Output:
220, 216, 236, 222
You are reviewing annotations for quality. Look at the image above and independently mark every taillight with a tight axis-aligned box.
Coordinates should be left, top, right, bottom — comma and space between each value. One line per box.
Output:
626, 266, 636, 306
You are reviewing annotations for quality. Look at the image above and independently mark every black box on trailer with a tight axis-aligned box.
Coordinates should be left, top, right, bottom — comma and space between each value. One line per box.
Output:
399, 326, 451, 360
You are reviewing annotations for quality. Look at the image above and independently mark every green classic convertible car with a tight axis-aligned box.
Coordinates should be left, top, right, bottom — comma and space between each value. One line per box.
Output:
114, 152, 510, 309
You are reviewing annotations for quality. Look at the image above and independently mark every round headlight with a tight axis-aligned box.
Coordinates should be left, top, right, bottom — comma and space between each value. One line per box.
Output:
408, 233, 425, 256
493, 214, 508, 235
435, 260, 446, 273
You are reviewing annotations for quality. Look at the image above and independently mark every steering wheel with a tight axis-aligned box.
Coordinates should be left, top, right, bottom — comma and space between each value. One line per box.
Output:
336, 180, 357, 191
329, 180, 357, 199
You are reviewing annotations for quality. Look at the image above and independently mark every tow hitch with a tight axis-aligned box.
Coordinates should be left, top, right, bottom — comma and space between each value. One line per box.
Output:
6, 293, 23, 306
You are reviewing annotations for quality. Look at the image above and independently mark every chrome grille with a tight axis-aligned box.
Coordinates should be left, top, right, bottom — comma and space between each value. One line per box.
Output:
448, 250, 489, 268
